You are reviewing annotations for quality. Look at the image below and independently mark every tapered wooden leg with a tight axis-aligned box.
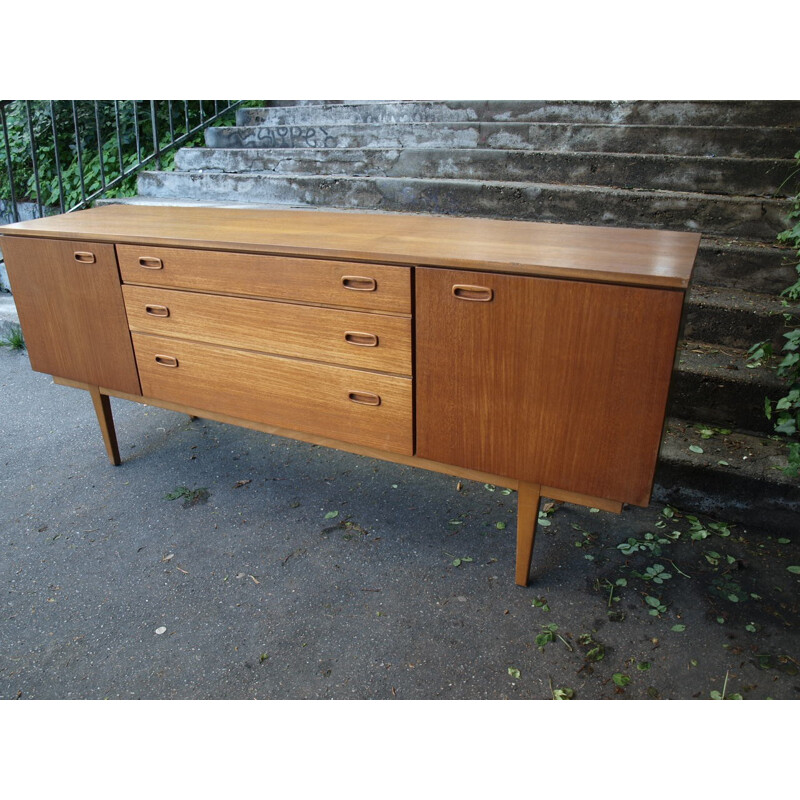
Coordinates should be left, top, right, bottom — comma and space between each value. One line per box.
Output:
515, 481, 541, 586
89, 386, 121, 466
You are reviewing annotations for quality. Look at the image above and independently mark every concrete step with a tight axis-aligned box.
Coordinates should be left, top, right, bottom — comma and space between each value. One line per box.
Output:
655, 417, 799, 537
175, 147, 799, 198
694, 237, 797, 295
683, 285, 800, 351
240, 100, 800, 127
137, 171, 791, 240
206, 122, 799, 159
669, 343, 784, 435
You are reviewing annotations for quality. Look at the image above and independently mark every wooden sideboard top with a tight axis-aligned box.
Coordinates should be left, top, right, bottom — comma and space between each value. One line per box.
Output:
0, 204, 700, 289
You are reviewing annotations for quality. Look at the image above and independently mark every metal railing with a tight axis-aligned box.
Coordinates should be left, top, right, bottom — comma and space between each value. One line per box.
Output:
0, 100, 243, 222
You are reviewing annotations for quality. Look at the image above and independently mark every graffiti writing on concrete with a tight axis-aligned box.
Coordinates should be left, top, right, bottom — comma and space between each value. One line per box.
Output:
254, 127, 338, 148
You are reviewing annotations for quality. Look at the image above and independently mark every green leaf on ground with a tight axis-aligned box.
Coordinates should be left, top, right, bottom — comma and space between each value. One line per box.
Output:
585, 646, 604, 662
532, 596, 550, 612
165, 486, 210, 507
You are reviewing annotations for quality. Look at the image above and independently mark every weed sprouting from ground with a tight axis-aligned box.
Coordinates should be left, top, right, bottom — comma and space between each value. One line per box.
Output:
0, 324, 25, 351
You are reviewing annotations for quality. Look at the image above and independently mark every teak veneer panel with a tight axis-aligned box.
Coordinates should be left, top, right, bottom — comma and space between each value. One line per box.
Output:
415, 267, 685, 506
132, 332, 413, 455
0, 236, 141, 395
2, 204, 699, 289
117, 244, 411, 314
123, 285, 412, 375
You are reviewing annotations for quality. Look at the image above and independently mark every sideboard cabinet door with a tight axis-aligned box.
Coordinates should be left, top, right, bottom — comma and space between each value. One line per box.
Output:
2, 236, 141, 395
415, 267, 685, 506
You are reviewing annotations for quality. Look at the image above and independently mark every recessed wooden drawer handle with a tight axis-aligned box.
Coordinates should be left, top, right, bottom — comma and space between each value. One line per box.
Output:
138, 256, 164, 270
344, 331, 379, 347
452, 284, 493, 302
342, 275, 377, 292
73, 251, 96, 264
145, 304, 170, 317
348, 391, 381, 406
154, 354, 178, 368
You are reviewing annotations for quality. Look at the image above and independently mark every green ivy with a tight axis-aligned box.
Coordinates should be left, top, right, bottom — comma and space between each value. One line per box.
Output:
0, 101, 259, 214
748, 149, 800, 477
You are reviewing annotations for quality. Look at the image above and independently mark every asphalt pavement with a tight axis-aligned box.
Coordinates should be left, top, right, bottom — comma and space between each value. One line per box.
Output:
1, 346, 797, 699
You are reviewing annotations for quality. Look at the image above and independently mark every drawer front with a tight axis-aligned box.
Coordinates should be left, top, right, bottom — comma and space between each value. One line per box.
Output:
132, 333, 413, 455
123, 285, 412, 375
117, 244, 411, 313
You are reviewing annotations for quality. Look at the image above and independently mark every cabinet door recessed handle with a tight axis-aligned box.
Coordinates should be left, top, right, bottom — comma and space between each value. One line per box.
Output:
74, 251, 96, 264
138, 256, 163, 270
342, 275, 377, 292
452, 284, 493, 302
154, 354, 178, 368
145, 304, 170, 317
348, 391, 381, 406
344, 331, 379, 347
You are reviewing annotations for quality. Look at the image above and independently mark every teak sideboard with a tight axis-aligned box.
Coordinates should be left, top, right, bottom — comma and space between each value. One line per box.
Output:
0, 204, 699, 585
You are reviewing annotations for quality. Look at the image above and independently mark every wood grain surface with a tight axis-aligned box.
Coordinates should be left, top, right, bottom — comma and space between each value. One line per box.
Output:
1, 236, 141, 394
415, 267, 685, 505
1, 204, 699, 289
132, 332, 413, 454
123, 285, 412, 375
116, 243, 411, 313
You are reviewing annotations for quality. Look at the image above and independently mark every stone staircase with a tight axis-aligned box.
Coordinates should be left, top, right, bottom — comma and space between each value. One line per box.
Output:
119, 100, 800, 532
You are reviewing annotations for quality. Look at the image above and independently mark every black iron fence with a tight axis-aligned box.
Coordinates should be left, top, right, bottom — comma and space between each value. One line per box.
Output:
0, 100, 243, 222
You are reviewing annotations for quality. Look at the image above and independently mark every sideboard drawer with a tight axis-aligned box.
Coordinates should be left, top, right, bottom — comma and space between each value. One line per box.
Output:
132, 333, 413, 454
117, 244, 411, 313
123, 285, 412, 375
